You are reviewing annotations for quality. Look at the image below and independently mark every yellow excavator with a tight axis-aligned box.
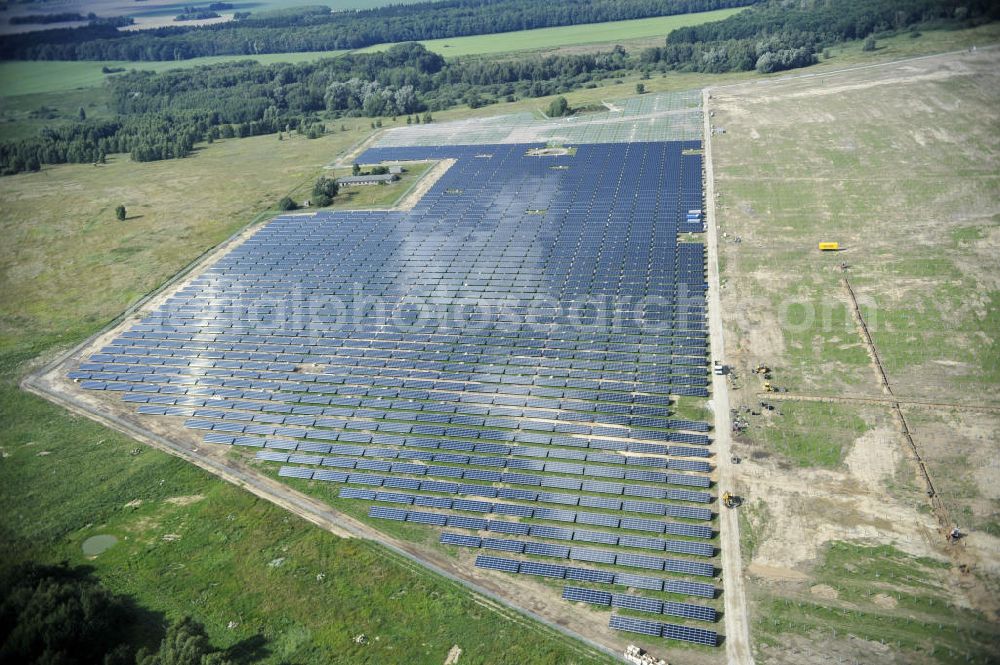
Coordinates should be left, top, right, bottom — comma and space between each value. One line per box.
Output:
722, 492, 742, 508
763, 381, 775, 393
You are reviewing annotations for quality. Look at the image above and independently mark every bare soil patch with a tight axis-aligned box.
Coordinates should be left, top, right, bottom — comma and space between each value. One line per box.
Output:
843, 427, 900, 493
165, 494, 205, 507
758, 633, 902, 665
443, 644, 462, 665
872, 593, 898, 609
711, 48, 1000, 662
809, 584, 838, 600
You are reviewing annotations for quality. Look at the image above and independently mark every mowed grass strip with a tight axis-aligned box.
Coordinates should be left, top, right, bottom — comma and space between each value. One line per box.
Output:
358, 8, 746, 57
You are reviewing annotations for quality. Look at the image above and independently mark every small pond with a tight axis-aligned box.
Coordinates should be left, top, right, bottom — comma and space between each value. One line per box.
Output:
82, 534, 118, 556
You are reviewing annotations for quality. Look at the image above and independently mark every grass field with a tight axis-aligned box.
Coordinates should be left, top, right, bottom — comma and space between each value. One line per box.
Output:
0, 391, 612, 664
753, 542, 999, 664
0, 124, 369, 345
740, 402, 869, 468
0, 0, 433, 35
0, 126, 616, 663
0, 51, 347, 98
358, 8, 745, 57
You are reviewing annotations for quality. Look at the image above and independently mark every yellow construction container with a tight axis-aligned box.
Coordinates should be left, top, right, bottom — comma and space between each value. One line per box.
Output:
818, 242, 840, 251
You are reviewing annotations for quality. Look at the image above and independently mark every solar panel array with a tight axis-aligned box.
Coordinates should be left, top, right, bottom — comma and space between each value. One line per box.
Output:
434, 529, 713, 577
73, 137, 718, 646
372, 91, 702, 148
610, 614, 718, 646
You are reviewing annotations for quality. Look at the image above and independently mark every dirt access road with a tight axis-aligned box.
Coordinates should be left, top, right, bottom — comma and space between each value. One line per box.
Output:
702, 88, 754, 665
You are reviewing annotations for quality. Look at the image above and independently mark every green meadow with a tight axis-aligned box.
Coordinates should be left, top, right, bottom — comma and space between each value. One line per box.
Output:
359, 8, 746, 57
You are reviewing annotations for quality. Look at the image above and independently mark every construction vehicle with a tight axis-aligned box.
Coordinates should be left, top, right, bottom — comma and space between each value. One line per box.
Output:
763, 381, 775, 392
818, 241, 840, 251
752, 364, 770, 376
722, 492, 742, 508
624, 645, 667, 665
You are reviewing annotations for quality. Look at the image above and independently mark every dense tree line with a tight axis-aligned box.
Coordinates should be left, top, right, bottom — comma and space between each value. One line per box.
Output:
0, 562, 231, 665
10, 12, 87, 25
0, 113, 205, 174
0, 0, 760, 61
1, 43, 634, 174
174, 9, 222, 22
642, 0, 1000, 73
0, 562, 133, 663
666, 0, 998, 44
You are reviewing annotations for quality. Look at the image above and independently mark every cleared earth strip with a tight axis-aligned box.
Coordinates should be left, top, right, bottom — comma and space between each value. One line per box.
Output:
842, 275, 953, 540
703, 86, 755, 665
751, 392, 1000, 414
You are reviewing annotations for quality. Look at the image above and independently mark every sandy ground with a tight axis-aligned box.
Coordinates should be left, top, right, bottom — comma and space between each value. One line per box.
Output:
702, 89, 754, 665
392, 159, 456, 211
443, 644, 462, 665
742, 447, 941, 574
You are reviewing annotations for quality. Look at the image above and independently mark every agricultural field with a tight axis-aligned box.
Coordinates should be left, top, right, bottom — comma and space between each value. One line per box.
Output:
0, 52, 348, 98
709, 46, 1000, 664
358, 8, 746, 57
1, 0, 433, 35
